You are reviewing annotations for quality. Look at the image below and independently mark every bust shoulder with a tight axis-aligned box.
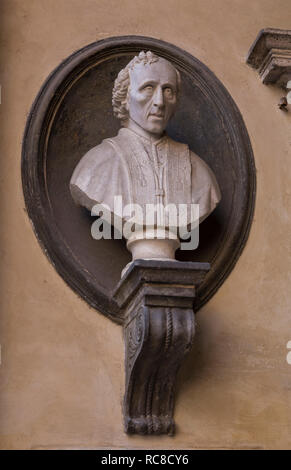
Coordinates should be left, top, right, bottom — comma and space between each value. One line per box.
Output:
72, 139, 118, 176
70, 135, 131, 211
188, 149, 221, 221
189, 150, 214, 178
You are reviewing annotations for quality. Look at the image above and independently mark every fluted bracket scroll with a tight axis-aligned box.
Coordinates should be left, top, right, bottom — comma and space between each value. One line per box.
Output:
113, 260, 210, 435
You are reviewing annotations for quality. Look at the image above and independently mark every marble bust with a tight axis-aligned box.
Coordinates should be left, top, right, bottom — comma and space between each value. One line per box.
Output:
70, 51, 221, 268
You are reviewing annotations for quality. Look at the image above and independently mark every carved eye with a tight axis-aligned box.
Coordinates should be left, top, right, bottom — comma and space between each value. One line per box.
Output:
164, 87, 174, 98
143, 85, 154, 92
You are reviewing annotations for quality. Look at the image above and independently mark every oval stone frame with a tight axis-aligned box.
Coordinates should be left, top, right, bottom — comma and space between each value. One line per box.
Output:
22, 36, 256, 325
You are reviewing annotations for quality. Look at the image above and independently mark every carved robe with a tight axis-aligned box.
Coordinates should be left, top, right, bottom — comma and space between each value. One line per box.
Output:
70, 127, 221, 227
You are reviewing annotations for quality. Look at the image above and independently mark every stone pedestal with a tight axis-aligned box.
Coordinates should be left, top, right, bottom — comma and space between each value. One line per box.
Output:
113, 259, 210, 435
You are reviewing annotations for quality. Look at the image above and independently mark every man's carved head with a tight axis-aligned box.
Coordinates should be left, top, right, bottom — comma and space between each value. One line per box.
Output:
112, 51, 181, 135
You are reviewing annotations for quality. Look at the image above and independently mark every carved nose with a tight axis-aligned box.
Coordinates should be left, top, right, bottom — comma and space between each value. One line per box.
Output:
153, 86, 164, 107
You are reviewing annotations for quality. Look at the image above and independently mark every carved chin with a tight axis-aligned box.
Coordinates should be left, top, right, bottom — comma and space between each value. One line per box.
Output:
146, 120, 166, 133
148, 123, 164, 133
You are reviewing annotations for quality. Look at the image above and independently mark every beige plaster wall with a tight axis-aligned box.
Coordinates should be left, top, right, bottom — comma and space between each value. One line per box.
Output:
0, 0, 291, 450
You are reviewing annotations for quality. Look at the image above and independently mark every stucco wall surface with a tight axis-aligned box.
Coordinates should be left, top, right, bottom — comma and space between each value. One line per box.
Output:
0, 0, 291, 449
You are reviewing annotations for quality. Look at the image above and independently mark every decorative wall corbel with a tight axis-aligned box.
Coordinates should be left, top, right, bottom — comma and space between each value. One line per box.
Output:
246, 28, 291, 110
113, 260, 210, 435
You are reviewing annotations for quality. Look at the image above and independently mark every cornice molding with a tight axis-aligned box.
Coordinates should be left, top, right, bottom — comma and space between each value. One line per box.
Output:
247, 28, 291, 86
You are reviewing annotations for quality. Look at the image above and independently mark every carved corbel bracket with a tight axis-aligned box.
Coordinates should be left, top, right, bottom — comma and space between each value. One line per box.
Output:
247, 28, 291, 86
113, 260, 210, 435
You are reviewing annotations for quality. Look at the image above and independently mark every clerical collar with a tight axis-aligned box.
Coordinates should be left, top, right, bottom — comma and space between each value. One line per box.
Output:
122, 124, 167, 145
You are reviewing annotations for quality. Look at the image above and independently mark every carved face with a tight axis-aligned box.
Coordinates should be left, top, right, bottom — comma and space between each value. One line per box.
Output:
127, 59, 178, 135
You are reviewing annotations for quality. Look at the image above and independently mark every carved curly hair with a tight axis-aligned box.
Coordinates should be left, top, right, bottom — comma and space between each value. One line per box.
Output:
112, 51, 181, 125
